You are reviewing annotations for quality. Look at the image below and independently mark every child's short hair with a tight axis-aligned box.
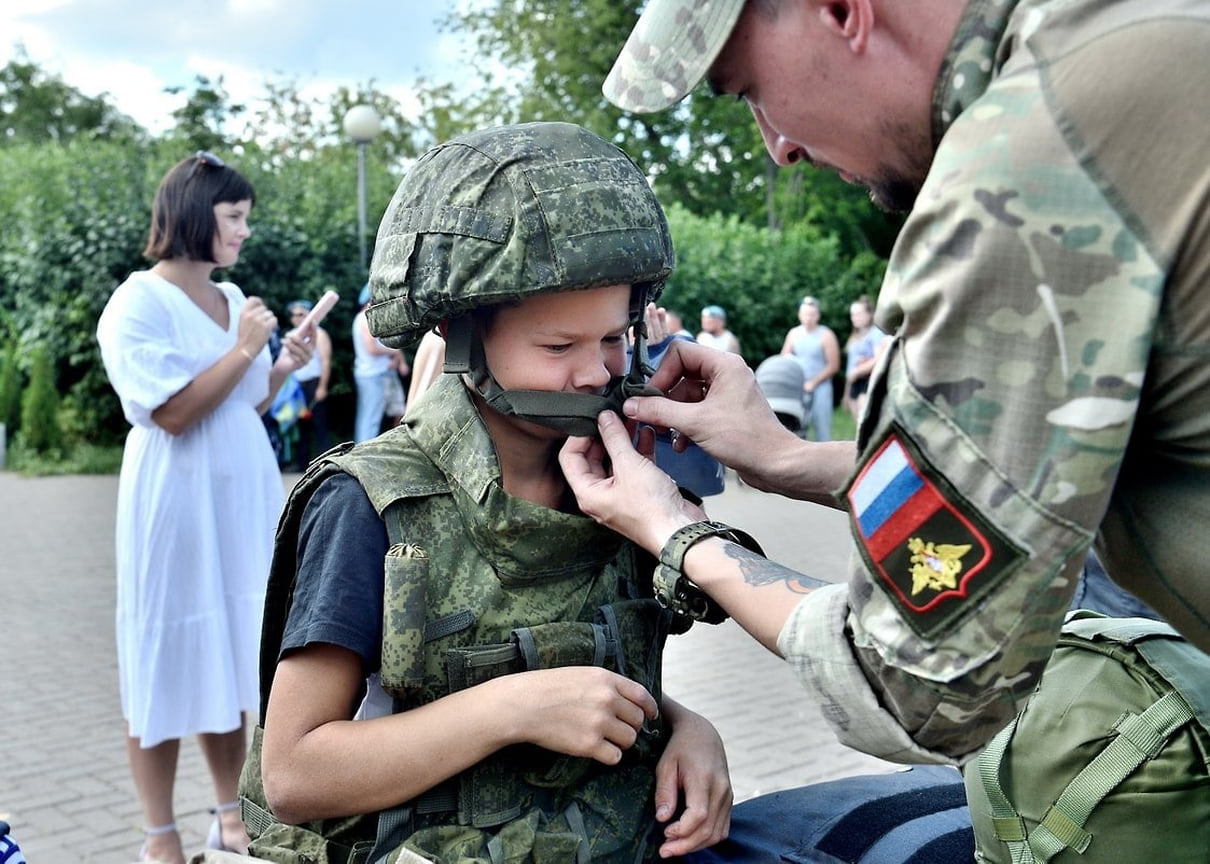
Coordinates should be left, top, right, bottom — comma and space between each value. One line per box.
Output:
143, 151, 256, 262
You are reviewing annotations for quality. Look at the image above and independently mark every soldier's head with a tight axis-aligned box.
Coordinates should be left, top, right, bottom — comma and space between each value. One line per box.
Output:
367, 121, 674, 436
603, 0, 959, 213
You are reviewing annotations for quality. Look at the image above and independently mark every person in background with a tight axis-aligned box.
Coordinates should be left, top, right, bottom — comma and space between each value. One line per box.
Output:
780, 296, 840, 441
96, 151, 313, 863
642, 303, 726, 498
351, 284, 405, 442
754, 354, 807, 434
842, 294, 888, 423
285, 298, 333, 469
405, 328, 446, 406
696, 304, 741, 354
665, 309, 693, 339
380, 350, 410, 432
0, 821, 26, 864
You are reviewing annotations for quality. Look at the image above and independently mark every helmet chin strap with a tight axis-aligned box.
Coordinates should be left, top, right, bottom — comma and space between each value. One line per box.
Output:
442, 298, 662, 437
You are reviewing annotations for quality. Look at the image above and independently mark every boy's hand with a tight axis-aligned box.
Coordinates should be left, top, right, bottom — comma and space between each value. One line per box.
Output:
654, 701, 732, 857
510, 667, 658, 765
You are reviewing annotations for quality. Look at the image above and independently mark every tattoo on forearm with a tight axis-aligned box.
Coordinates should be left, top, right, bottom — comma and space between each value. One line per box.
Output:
723, 544, 829, 594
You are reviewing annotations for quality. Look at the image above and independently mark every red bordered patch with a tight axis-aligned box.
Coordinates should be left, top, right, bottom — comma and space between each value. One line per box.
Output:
847, 426, 1024, 639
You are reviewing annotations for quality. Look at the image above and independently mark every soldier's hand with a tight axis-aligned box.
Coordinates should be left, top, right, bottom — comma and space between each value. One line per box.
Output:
512, 667, 658, 764
561, 411, 705, 557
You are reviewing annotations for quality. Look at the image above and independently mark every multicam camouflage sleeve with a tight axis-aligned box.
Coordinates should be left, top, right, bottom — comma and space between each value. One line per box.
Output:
775, 0, 1210, 763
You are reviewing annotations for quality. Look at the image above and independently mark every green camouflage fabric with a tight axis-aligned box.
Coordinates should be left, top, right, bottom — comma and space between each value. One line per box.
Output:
602, 0, 745, 113
366, 122, 673, 350
241, 375, 676, 864
778, 0, 1210, 763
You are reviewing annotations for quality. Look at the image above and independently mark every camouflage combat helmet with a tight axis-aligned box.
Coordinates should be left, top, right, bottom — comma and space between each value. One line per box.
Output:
366, 121, 675, 435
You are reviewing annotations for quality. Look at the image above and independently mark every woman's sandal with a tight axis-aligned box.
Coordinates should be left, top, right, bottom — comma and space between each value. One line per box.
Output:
138, 821, 180, 864
206, 800, 249, 854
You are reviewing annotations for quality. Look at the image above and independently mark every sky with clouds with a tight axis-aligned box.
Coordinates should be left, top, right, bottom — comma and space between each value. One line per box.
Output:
1, 0, 473, 133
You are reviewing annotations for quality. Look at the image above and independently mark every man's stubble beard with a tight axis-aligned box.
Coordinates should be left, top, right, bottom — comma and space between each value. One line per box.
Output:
866, 115, 935, 214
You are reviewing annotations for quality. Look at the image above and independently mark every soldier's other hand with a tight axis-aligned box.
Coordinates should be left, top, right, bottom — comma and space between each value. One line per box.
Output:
625, 341, 788, 471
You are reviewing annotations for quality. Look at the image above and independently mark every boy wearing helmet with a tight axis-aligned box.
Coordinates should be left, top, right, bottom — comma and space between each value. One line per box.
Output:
238, 123, 733, 863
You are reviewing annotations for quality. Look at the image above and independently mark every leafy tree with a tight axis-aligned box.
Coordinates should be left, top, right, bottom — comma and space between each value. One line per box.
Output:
162, 75, 246, 151
0, 340, 21, 436
0, 46, 144, 146
20, 344, 61, 454
438, 0, 903, 254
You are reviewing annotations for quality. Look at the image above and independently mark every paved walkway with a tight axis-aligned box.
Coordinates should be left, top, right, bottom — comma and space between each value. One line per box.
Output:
0, 469, 895, 863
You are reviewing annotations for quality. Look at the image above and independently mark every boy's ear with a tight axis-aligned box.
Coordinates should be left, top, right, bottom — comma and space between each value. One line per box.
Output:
817, 0, 873, 53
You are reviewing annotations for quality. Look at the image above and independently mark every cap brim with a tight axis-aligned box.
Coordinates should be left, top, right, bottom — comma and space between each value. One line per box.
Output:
766, 396, 805, 423
603, 0, 746, 113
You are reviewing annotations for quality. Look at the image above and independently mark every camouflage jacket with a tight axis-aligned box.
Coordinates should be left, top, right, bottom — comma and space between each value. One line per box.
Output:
779, 0, 1210, 763
242, 375, 674, 863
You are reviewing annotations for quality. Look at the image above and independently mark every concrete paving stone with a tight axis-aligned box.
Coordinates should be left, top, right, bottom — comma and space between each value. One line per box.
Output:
1, 469, 900, 864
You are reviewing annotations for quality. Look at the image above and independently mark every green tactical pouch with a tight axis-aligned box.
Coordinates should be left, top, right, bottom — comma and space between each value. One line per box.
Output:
964, 611, 1210, 863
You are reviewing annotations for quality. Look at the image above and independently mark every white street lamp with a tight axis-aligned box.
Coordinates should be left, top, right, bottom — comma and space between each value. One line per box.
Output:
343, 104, 382, 274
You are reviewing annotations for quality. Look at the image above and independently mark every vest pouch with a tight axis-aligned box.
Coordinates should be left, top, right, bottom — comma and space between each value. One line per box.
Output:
378, 544, 429, 698
596, 599, 670, 767
400, 804, 584, 864
401, 791, 656, 864
509, 610, 669, 790
446, 642, 524, 692
512, 620, 610, 670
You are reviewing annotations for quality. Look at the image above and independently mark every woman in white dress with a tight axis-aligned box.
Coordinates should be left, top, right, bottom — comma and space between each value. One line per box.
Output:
96, 152, 313, 864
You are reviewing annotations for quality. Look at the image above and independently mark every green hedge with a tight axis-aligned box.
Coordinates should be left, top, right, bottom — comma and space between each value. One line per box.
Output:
661, 204, 886, 365
0, 143, 887, 450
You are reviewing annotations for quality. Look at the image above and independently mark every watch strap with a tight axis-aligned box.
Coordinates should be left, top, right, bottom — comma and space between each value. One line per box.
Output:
653, 520, 764, 624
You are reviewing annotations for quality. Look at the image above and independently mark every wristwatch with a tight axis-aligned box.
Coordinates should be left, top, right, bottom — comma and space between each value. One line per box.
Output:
653, 520, 765, 624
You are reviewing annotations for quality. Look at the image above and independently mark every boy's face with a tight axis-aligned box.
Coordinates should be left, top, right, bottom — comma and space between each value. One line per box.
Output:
481, 283, 632, 396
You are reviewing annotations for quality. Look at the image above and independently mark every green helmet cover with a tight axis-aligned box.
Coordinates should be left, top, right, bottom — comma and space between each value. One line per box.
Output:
366, 122, 676, 435
367, 121, 673, 346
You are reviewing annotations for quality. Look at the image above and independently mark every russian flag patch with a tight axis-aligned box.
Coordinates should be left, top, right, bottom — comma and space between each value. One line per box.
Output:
848, 428, 1023, 639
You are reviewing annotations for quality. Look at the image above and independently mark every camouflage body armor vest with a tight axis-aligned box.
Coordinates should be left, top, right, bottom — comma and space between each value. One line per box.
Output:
240, 378, 677, 864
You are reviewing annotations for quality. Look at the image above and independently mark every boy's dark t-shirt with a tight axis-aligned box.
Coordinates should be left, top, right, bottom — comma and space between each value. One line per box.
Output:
280, 472, 386, 671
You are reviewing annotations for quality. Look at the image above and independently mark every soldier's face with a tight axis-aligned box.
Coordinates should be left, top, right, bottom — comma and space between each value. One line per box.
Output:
481, 284, 632, 396
707, 0, 933, 212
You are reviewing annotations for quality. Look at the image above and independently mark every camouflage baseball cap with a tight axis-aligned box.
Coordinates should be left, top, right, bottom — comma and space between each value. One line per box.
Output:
603, 0, 745, 113
368, 121, 674, 348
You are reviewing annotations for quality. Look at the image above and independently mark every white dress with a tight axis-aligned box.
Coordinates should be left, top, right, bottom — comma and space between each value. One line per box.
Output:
96, 271, 282, 748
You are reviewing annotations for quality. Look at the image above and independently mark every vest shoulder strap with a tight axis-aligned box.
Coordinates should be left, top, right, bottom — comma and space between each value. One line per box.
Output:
256, 430, 450, 723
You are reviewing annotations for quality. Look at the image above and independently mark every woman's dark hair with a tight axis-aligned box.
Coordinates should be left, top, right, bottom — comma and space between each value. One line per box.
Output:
142, 152, 256, 262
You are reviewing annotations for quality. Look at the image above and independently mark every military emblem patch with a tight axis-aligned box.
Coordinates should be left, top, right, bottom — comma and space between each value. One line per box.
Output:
848, 428, 1023, 639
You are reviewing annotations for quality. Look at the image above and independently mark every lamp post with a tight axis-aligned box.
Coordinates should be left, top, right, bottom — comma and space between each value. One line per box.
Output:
342, 104, 382, 274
